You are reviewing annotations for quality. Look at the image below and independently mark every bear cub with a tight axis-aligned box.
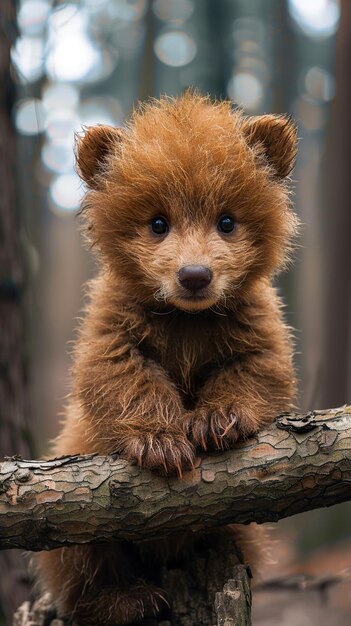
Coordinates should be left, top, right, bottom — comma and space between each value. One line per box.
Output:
36, 93, 298, 625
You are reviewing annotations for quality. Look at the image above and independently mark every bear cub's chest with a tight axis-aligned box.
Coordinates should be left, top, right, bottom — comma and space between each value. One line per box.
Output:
139, 311, 240, 407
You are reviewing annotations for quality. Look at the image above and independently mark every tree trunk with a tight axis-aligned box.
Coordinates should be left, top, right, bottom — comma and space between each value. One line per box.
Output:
321, 0, 351, 407
13, 562, 252, 626
0, 1, 34, 621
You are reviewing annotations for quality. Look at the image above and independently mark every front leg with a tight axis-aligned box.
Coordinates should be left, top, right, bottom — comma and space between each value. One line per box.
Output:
186, 353, 296, 451
72, 332, 194, 475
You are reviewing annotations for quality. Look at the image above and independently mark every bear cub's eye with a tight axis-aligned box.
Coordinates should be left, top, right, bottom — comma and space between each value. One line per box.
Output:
217, 214, 236, 234
151, 216, 169, 235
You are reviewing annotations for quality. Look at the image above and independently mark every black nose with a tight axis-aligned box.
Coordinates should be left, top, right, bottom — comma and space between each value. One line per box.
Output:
178, 265, 212, 292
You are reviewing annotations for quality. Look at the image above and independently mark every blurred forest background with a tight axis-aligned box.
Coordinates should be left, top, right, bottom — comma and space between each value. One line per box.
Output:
1, 0, 351, 624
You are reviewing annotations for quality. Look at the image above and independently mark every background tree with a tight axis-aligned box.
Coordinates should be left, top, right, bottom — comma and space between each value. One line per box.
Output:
321, 0, 351, 408
0, 1, 34, 622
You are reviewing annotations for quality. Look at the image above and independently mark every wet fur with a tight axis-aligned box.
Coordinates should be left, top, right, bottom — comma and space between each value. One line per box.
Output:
35, 93, 298, 624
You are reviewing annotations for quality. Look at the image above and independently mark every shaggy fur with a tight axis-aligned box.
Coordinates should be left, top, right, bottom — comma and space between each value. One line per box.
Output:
36, 93, 298, 625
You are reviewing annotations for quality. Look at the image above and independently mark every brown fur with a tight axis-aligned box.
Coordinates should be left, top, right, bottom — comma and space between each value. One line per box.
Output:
35, 93, 298, 624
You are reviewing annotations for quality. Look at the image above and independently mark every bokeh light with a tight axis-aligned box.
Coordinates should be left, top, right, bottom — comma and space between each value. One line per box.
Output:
11, 36, 45, 82
228, 17, 270, 113
153, 0, 194, 24
288, 0, 340, 38
154, 31, 197, 67
46, 36, 101, 83
45, 4, 112, 83
42, 84, 80, 114
42, 142, 74, 174
79, 96, 123, 127
81, 0, 110, 12
49, 173, 83, 213
107, 0, 147, 22
17, 0, 50, 36
14, 98, 45, 135
45, 108, 79, 144
227, 72, 264, 111
304, 66, 335, 102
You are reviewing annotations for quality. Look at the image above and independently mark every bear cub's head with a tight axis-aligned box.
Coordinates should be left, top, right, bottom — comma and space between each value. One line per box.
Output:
77, 93, 298, 313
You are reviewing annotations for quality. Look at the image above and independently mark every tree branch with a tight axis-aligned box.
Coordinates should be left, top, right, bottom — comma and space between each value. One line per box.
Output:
1, 406, 351, 552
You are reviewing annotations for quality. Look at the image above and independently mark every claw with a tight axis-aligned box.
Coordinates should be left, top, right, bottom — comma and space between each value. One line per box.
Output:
189, 407, 241, 451
220, 413, 238, 437
175, 460, 183, 478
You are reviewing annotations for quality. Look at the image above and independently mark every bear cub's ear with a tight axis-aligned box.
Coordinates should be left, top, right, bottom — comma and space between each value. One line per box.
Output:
242, 114, 298, 178
75, 125, 125, 189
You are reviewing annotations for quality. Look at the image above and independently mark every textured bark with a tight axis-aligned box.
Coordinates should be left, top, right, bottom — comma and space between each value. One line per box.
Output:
215, 566, 252, 626
1, 406, 351, 551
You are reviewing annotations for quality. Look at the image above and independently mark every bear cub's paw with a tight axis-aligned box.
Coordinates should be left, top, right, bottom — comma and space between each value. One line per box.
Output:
119, 431, 195, 476
184, 407, 258, 451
